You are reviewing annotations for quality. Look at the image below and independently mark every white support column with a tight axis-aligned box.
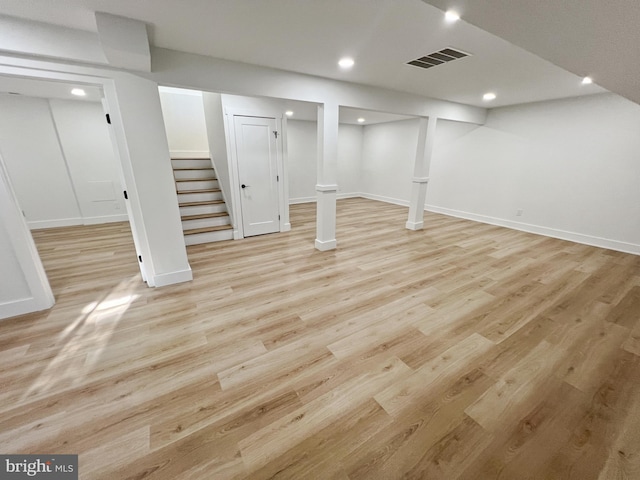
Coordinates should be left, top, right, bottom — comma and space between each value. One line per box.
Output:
406, 116, 438, 230
315, 103, 339, 251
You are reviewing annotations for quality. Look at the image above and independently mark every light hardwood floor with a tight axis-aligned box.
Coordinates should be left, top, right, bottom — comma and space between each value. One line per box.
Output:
1, 198, 639, 479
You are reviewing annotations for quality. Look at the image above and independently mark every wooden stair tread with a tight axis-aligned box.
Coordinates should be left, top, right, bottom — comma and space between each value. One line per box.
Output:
181, 212, 228, 221
177, 188, 221, 194
173, 167, 214, 171
175, 177, 217, 182
179, 200, 225, 207
184, 225, 233, 235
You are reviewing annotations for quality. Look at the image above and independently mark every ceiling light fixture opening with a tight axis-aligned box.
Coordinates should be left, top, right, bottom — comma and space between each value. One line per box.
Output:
71, 88, 86, 96
285, 110, 294, 116
338, 57, 355, 69
357, 117, 366, 123
483, 92, 496, 101
581, 76, 593, 85
445, 10, 460, 22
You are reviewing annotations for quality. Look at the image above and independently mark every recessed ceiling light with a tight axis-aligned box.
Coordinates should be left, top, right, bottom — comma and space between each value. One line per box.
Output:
483, 92, 496, 101
285, 110, 294, 116
357, 117, 366, 123
338, 57, 355, 69
71, 88, 86, 96
445, 10, 460, 22
581, 76, 593, 85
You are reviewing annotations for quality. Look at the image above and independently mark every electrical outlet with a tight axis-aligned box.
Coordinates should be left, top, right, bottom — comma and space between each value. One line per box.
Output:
516, 209, 523, 216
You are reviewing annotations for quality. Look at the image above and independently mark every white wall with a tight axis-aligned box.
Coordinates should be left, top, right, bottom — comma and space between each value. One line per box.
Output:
0, 95, 82, 228
49, 99, 126, 224
158, 88, 209, 157
361, 118, 419, 206
111, 74, 192, 286
0, 95, 127, 229
287, 120, 363, 203
360, 93, 640, 254
0, 156, 54, 320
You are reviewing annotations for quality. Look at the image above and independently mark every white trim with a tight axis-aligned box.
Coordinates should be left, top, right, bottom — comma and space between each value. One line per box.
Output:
412, 176, 430, 184
169, 150, 210, 159
289, 196, 317, 204
28, 217, 83, 230
290, 192, 373, 204
83, 214, 129, 225
316, 184, 339, 193
280, 116, 290, 232
153, 267, 193, 287
360, 192, 409, 207
227, 110, 287, 239
0, 297, 50, 321
337, 192, 361, 200
314, 238, 337, 251
405, 220, 424, 230
425, 204, 640, 255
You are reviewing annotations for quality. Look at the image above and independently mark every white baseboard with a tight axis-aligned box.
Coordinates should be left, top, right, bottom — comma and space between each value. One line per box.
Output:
315, 238, 337, 251
283, 222, 292, 232
425, 204, 640, 255
290, 192, 363, 205
153, 268, 193, 287
405, 220, 424, 230
170, 150, 210, 159
83, 214, 129, 225
0, 296, 53, 321
289, 196, 316, 204
359, 192, 409, 207
28, 217, 82, 230
28, 215, 130, 229
337, 192, 362, 200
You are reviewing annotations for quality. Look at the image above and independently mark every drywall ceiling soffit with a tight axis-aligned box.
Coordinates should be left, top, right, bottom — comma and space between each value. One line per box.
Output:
421, 0, 640, 106
0, 0, 605, 108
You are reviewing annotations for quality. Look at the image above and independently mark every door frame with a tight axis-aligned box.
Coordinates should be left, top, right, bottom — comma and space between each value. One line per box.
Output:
224, 107, 291, 239
0, 59, 151, 315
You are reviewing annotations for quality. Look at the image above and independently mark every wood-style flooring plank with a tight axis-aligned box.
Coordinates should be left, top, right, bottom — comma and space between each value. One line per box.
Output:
0, 198, 638, 479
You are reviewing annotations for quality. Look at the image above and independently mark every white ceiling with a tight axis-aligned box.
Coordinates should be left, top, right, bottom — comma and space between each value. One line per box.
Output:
0, 0, 608, 108
422, 0, 640, 106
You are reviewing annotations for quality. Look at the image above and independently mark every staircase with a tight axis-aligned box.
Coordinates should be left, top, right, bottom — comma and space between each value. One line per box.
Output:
172, 158, 234, 246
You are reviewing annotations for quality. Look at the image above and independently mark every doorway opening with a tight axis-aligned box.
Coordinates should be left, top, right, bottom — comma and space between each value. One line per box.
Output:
0, 75, 141, 308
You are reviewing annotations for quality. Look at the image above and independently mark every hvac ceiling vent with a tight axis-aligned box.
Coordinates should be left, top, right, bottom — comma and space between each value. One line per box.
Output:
407, 48, 471, 70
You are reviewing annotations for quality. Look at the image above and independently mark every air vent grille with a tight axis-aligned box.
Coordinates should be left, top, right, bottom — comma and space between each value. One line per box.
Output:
407, 47, 470, 70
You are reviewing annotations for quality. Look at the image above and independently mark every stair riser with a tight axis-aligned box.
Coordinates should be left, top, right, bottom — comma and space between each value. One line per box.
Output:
174, 169, 215, 180
171, 159, 212, 169
182, 216, 230, 230
185, 229, 234, 245
176, 180, 218, 191
177, 191, 223, 203
179, 204, 227, 216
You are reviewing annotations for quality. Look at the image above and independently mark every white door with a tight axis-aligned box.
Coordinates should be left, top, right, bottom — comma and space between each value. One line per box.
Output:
101, 97, 147, 282
234, 115, 280, 237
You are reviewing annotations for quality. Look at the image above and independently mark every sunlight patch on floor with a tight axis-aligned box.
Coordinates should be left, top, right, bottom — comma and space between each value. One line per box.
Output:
22, 276, 141, 401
